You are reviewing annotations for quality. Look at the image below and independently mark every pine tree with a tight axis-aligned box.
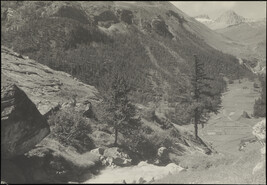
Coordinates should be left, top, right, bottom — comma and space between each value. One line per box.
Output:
191, 55, 222, 139
102, 62, 141, 146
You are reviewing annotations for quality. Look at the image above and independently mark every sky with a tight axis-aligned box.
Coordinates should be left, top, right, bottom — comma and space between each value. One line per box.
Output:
170, 1, 266, 19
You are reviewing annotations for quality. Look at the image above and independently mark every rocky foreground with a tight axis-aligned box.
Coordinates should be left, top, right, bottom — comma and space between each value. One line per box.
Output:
1, 46, 100, 183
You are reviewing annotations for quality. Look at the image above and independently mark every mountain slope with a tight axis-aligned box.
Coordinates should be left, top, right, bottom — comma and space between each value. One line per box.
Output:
214, 10, 246, 29
216, 20, 266, 44
216, 20, 266, 70
1, 1, 253, 124
195, 10, 247, 30
193, 10, 266, 71
1, 46, 216, 182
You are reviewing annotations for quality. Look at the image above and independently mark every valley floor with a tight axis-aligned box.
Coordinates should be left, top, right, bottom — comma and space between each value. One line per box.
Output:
83, 78, 266, 184
157, 78, 266, 184
200, 78, 262, 155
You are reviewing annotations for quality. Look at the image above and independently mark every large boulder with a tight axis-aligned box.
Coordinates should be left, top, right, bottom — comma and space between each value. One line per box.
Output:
152, 110, 173, 129
253, 119, 266, 144
1, 82, 50, 159
91, 130, 114, 147
82, 100, 97, 120
103, 147, 132, 167
155, 147, 170, 165
90, 147, 105, 156
252, 119, 266, 175
241, 111, 251, 119
5, 138, 101, 183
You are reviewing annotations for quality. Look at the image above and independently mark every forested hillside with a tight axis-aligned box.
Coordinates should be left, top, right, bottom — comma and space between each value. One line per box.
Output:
1, 1, 254, 125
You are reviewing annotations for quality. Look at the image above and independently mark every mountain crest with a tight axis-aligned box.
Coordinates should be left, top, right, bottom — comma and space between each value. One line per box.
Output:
215, 10, 245, 25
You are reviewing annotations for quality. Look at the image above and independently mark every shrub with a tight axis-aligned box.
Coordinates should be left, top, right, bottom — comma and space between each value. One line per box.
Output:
253, 82, 260, 88
120, 130, 158, 161
141, 125, 154, 134
253, 98, 266, 117
253, 74, 266, 117
47, 108, 94, 153
228, 79, 234, 84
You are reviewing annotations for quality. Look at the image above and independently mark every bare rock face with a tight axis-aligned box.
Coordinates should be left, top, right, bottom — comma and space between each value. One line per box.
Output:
1, 82, 50, 159
154, 147, 170, 166
103, 147, 132, 167
90, 147, 105, 156
1, 46, 100, 116
152, 110, 173, 129
252, 119, 266, 175
241, 111, 251, 119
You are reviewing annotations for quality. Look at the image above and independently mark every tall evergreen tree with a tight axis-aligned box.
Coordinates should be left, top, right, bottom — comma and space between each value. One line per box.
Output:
102, 61, 141, 146
191, 55, 222, 139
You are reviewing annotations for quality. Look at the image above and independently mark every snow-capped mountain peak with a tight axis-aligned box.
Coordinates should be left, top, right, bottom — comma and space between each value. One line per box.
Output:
194, 14, 214, 24
193, 10, 258, 30
215, 10, 245, 25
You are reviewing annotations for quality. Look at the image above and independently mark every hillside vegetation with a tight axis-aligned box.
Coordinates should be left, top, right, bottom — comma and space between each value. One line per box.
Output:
1, 1, 254, 124
1, 1, 260, 183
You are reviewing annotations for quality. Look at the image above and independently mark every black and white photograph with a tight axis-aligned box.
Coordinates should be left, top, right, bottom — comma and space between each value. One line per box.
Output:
1, 1, 266, 184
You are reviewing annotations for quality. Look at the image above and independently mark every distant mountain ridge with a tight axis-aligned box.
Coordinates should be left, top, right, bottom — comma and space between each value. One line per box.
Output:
194, 10, 266, 72
195, 10, 264, 30
216, 19, 266, 71
215, 10, 245, 26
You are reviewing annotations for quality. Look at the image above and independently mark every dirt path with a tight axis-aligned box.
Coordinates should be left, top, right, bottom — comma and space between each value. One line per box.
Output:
199, 78, 262, 155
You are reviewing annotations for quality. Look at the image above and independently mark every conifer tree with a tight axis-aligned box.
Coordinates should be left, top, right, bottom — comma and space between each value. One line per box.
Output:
103, 61, 141, 146
191, 55, 222, 139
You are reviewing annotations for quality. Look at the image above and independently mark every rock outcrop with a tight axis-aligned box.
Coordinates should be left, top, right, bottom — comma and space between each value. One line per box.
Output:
7, 138, 101, 183
1, 81, 50, 159
90, 147, 105, 156
241, 111, 251, 119
91, 147, 132, 167
1, 46, 100, 116
152, 110, 173, 129
252, 119, 266, 175
155, 147, 170, 165
252, 119, 266, 144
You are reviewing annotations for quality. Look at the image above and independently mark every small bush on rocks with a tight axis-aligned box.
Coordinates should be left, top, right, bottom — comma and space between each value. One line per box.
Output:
47, 107, 94, 153
253, 82, 260, 88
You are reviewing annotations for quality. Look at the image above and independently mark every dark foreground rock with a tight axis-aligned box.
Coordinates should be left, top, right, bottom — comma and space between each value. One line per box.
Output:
2, 138, 101, 184
241, 111, 251, 119
1, 82, 50, 159
1, 160, 26, 183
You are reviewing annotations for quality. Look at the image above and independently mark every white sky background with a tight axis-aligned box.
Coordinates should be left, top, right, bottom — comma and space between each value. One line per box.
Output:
170, 1, 266, 19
